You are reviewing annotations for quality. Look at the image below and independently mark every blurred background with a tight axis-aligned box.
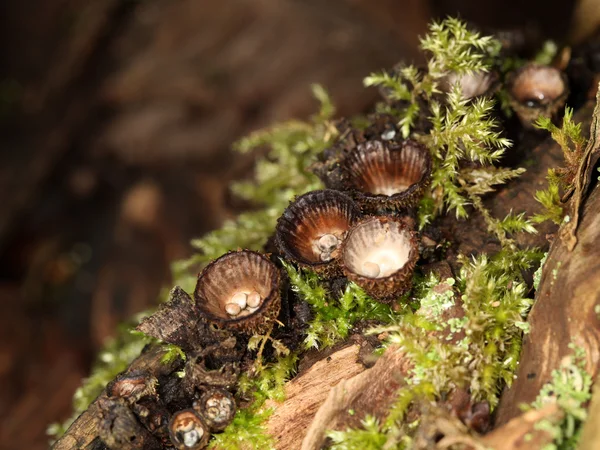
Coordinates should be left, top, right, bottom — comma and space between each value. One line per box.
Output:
0, 0, 591, 448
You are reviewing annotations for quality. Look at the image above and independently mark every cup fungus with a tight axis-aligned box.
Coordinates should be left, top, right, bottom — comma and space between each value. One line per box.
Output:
168, 410, 210, 450
341, 216, 418, 301
340, 139, 431, 212
106, 373, 157, 404
507, 63, 568, 128
276, 189, 362, 277
194, 250, 281, 334
440, 70, 499, 99
193, 388, 236, 432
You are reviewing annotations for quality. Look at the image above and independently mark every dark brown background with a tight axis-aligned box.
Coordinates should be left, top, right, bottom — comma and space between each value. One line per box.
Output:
0, 0, 579, 448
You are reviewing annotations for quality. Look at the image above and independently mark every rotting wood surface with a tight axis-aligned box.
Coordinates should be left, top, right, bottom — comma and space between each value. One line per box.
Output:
496, 174, 600, 424
265, 344, 365, 450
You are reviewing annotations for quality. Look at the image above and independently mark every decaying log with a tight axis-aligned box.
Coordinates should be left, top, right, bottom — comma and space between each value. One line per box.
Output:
98, 397, 162, 450
55, 121, 575, 448
265, 344, 365, 450
53, 346, 182, 450
481, 404, 563, 449
496, 98, 600, 423
301, 348, 411, 450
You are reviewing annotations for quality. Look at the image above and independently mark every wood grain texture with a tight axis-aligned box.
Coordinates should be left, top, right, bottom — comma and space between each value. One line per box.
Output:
496, 182, 600, 424
302, 348, 411, 450
482, 404, 563, 450
265, 344, 365, 450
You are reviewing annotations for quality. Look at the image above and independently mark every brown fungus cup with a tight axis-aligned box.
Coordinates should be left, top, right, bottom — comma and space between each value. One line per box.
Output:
194, 388, 236, 432
168, 409, 210, 450
194, 250, 281, 335
341, 139, 431, 213
106, 372, 157, 404
440, 70, 499, 99
341, 216, 418, 302
275, 190, 362, 277
507, 63, 568, 128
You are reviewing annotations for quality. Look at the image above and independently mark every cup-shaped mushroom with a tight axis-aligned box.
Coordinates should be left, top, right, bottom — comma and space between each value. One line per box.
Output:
106, 373, 157, 404
341, 216, 418, 302
507, 64, 568, 128
341, 140, 431, 213
194, 251, 281, 335
194, 388, 236, 432
440, 70, 499, 99
169, 409, 210, 450
275, 190, 362, 277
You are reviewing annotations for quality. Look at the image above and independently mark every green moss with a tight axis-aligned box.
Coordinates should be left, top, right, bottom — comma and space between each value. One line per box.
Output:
160, 343, 187, 365
336, 248, 541, 446
366, 18, 517, 222
533, 175, 564, 225
208, 408, 275, 450
534, 41, 558, 65
529, 343, 592, 450
534, 107, 588, 225
327, 416, 389, 450
282, 260, 399, 350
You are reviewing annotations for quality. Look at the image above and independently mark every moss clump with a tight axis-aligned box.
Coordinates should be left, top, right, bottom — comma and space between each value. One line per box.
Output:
529, 343, 592, 450
365, 18, 519, 223
534, 107, 588, 225
327, 416, 390, 450
208, 353, 298, 450
327, 248, 540, 447
283, 260, 400, 350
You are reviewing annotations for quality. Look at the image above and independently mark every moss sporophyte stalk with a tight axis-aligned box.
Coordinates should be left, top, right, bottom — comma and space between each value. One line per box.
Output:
51, 17, 593, 450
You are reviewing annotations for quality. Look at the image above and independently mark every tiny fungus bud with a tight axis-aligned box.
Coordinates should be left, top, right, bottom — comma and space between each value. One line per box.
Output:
169, 409, 210, 450
361, 261, 381, 278
194, 388, 237, 432
320, 251, 333, 262
246, 291, 261, 308
507, 64, 568, 128
317, 233, 340, 252
107, 373, 158, 404
225, 303, 241, 316
230, 292, 248, 309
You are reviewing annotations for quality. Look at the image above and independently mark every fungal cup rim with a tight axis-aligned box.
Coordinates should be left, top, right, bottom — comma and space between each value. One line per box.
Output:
194, 250, 281, 325
342, 139, 432, 202
275, 189, 362, 266
340, 215, 419, 281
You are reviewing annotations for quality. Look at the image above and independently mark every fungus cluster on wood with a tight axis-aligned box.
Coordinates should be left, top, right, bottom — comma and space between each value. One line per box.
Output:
54, 17, 600, 450
274, 135, 428, 298
507, 63, 569, 128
